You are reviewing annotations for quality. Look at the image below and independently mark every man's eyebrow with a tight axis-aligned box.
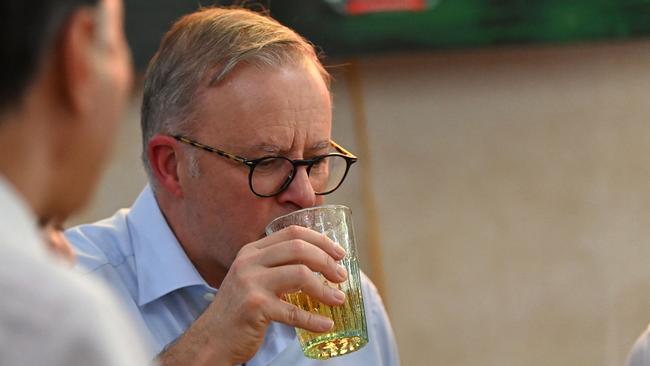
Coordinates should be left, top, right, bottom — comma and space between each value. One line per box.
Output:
247, 140, 331, 156
309, 140, 331, 152
248, 144, 282, 155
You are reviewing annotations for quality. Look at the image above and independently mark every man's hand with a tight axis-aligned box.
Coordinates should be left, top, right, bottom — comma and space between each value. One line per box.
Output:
158, 225, 347, 366
42, 221, 75, 265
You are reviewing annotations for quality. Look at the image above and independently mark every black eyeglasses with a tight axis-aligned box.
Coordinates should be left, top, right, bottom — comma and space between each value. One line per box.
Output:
172, 135, 358, 198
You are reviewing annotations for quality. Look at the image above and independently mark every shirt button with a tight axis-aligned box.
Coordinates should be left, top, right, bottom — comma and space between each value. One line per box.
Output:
203, 292, 215, 302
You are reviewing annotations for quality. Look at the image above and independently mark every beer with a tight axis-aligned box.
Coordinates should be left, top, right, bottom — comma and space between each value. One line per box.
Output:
267, 205, 368, 359
284, 257, 368, 360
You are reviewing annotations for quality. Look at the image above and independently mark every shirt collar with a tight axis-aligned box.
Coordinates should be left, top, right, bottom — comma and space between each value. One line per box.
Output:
127, 185, 297, 362
127, 185, 210, 306
0, 175, 48, 260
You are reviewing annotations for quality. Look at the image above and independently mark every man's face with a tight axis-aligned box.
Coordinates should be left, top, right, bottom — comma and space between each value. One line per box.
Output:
179, 60, 332, 272
56, 0, 132, 217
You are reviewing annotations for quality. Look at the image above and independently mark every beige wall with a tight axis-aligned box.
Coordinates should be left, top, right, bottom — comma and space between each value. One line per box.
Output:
71, 40, 650, 366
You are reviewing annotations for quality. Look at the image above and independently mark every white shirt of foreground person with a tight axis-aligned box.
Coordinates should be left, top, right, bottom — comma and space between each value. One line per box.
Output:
66, 185, 400, 366
626, 325, 650, 366
0, 177, 153, 366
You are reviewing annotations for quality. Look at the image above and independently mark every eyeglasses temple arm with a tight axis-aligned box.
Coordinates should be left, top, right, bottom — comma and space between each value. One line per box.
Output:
330, 140, 357, 159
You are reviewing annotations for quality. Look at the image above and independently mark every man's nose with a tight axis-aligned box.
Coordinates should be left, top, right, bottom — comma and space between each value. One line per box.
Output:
275, 167, 317, 209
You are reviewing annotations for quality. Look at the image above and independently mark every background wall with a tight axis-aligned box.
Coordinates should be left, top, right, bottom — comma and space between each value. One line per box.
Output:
70, 39, 650, 366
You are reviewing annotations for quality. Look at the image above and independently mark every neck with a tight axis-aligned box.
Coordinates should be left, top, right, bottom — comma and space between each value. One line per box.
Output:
191, 254, 228, 289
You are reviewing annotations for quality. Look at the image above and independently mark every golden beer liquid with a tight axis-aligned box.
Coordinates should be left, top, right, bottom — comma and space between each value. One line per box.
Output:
284, 258, 368, 360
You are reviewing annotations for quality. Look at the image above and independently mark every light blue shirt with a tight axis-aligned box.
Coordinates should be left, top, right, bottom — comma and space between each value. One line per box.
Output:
66, 185, 400, 365
626, 324, 650, 366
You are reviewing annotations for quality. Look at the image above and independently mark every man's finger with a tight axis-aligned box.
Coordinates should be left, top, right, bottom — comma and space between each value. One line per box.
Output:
255, 225, 345, 260
267, 300, 334, 333
256, 239, 347, 283
260, 264, 346, 306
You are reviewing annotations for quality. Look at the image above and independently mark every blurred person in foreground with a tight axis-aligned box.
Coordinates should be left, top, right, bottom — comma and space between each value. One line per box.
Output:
65, 6, 400, 366
0, 0, 152, 365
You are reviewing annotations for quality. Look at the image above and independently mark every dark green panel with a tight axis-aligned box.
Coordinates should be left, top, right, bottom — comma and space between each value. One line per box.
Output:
125, 0, 650, 70
260, 0, 650, 56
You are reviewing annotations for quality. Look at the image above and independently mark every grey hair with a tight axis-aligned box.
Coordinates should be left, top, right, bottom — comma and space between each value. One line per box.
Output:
186, 148, 201, 178
140, 6, 330, 182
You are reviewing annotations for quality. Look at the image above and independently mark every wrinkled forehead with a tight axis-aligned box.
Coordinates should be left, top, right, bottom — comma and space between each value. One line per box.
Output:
193, 61, 332, 152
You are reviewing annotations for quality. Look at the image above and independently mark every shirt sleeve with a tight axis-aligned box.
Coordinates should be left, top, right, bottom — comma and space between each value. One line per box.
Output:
361, 272, 401, 366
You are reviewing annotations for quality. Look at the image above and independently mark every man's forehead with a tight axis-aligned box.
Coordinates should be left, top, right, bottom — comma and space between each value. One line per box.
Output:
193, 61, 332, 154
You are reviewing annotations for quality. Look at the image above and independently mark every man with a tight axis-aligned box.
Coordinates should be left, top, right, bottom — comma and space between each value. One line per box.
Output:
0, 0, 151, 365
66, 7, 400, 366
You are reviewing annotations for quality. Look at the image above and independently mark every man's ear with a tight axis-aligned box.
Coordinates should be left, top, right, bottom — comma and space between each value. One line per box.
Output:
58, 6, 100, 114
147, 135, 184, 198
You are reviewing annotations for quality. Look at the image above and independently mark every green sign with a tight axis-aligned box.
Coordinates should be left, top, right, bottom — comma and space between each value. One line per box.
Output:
246, 0, 650, 56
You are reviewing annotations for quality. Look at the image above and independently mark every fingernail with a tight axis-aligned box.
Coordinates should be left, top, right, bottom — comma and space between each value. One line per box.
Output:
333, 288, 345, 303
337, 265, 347, 280
320, 317, 334, 330
335, 244, 346, 258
